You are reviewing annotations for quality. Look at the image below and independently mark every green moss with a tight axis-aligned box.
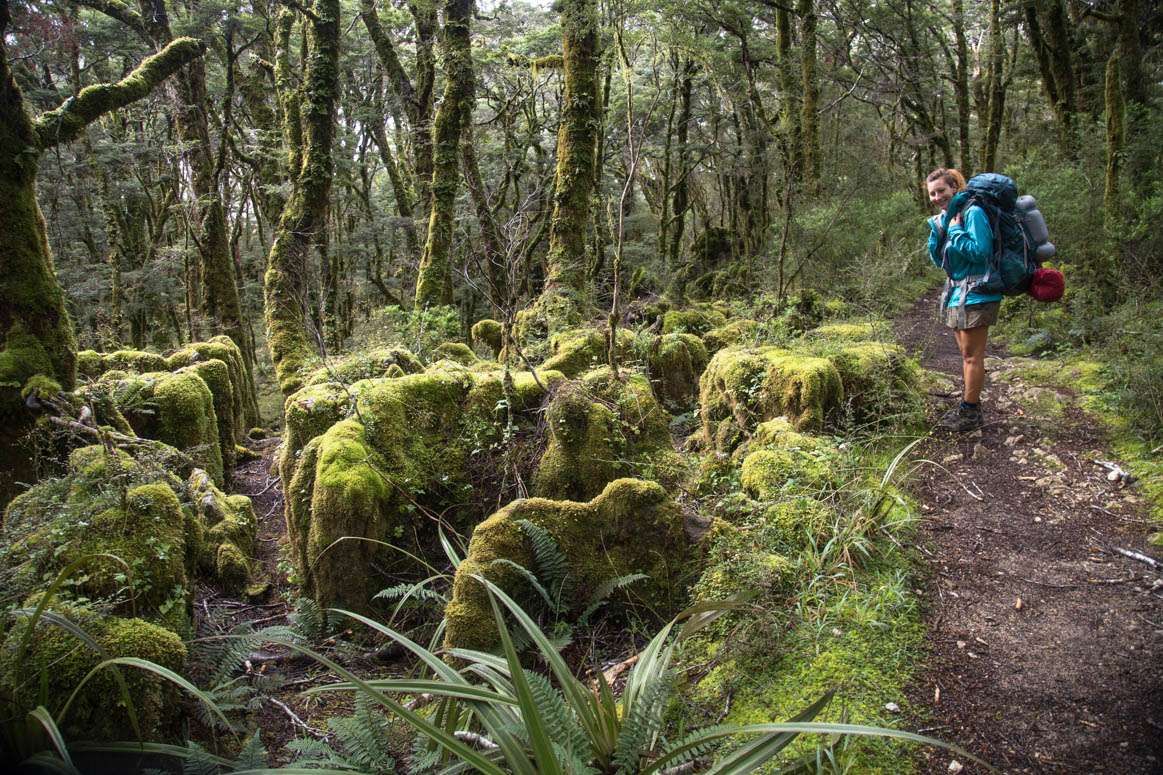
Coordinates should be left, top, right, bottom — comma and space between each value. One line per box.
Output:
75, 350, 104, 379
761, 498, 837, 552
699, 346, 843, 450
19, 373, 60, 401
661, 306, 729, 336
471, 319, 503, 357
443, 478, 690, 653
740, 447, 839, 501
4, 454, 197, 633
0, 601, 186, 741
807, 322, 885, 342
433, 342, 479, 365
104, 349, 168, 374
187, 469, 257, 593
533, 384, 621, 502
647, 333, 709, 409
541, 327, 633, 378
818, 341, 922, 427
304, 346, 423, 386
180, 358, 236, 475
702, 320, 758, 354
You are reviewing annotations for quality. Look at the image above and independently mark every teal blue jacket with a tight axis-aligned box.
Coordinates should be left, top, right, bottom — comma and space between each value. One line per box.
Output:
927, 201, 1002, 307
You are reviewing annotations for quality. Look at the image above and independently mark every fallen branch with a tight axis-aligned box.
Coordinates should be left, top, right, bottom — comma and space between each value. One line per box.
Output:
1091, 459, 1136, 487
269, 697, 326, 738
1088, 504, 1155, 524
1113, 546, 1158, 569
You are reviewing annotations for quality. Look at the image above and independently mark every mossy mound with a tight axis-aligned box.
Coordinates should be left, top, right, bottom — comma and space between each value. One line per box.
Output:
540, 327, 634, 378
187, 469, 257, 594
817, 340, 922, 425
286, 364, 560, 613
738, 422, 844, 501
760, 497, 837, 552
0, 600, 186, 741
471, 319, 504, 358
103, 369, 224, 485
698, 347, 843, 450
806, 322, 886, 342
176, 358, 237, 474
166, 335, 255, 431
279, 380, 364, 485
646, 333, 709, 409
304, 347, 424, 386
661, 305, 729, 336
75, 348, 167, 378
433, 342, 480, 365
3, 446, 198, 633
702, 320, 759, 354
534, 369, 685, 501
442, 478, 692, 653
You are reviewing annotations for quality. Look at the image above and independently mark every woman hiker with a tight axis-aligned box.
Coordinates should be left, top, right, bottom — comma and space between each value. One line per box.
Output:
926, 168, 1000, 432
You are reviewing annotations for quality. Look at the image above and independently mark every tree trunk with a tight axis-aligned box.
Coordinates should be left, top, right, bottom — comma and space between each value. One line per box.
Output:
979, 0, 1004, 172
264, 0, 340, 397
415, 0, 473, 309
952, 0, 973, 172
799, 0, 820, 192
540, 0, 599, 319
666, 57, 695, 299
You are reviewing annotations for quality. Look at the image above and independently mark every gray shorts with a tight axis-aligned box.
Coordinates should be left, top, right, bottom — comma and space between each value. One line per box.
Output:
942, 301, 1000, 330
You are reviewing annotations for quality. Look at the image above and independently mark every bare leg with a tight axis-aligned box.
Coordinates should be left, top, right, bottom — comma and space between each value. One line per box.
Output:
954, 325, 989, 403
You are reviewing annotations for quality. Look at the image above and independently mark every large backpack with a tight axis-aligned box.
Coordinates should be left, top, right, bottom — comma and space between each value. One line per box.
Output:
942, 173, 1040, 298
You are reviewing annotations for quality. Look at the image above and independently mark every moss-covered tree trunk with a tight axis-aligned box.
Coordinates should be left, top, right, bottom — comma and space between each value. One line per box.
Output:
539, 0, 599, 318
414, 0, 473, 309
0, 3, 202, 491
264, 0, 340, 397
979, 0, 1004, 172
1103, 53, 1124, 229
798, 0, 820, 193
952, 0, 973, 172
666, 56, 695, 299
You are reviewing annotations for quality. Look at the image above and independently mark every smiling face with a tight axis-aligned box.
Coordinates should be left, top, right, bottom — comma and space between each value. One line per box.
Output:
928, 177, 955, 211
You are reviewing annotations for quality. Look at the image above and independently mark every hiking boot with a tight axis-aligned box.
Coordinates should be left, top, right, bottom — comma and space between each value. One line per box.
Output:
937, 402, 984, 432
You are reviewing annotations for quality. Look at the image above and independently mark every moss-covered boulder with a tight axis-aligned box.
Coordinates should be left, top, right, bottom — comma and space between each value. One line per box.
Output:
187, 469, 258, 595
178, 358, 237, 474
646, 333, 709, 409
806, 322, 885, 342
442, 478, 692, 653
534, 369, 685, 501
3, 446, 198, 633
0, 601, 186, 741
433, 342, 480, 365
541, 327, 634, 378
702, 320, 759, 354
286, 364, 562, 613
104, 369, 224, 485
698, 347, 843, 450
737, 418, 843, 500
661, 305, 728, 337
303, 346, 424, 386
166, 335, 255, 433
815, 340, 921, 425
279, 380, 362, 485
471, 319, 504, 358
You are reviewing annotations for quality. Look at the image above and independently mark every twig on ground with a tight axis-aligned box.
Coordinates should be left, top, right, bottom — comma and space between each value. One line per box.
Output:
714, 688, 734, 724
247, 476, 280, 497
1113, 546, 1159, 569
1089, 504, 1155, 524
454, 731, 498, 750
1013, 575, 1079, 589
269, 696, 327, 738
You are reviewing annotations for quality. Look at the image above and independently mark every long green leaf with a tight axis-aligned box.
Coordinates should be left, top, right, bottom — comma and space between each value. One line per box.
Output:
27, 706, 78, 774
307, 678, 515, 706
492, 594, 564, 775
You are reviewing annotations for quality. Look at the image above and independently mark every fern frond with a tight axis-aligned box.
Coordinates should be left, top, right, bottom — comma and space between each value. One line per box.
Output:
522, 668, 591, 760
517, 519, 573, 605
578, 572, 648, 626
612, 668, 674, 772
488, 558, 555, 611
373, 582, 448, 605
288, 596, 332, 641
232, 730, 268, 769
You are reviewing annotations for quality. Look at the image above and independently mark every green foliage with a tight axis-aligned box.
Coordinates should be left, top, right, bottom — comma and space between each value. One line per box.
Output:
287, 694, 397, 773
352, 305, 463, 362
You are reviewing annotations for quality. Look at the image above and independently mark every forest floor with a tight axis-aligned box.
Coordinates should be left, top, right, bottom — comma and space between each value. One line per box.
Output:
894, 289, 1163, 774
208, 290, 1163, 772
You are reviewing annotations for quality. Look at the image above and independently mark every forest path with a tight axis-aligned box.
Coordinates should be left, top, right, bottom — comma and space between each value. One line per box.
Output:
894, 290, 1163, 774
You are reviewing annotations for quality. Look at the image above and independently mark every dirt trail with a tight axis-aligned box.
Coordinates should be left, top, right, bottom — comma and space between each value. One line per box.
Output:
895, 290, 1163, 774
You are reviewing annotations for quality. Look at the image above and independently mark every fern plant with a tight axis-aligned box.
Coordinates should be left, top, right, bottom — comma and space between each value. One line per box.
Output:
296, 582, 994, 775
286, 693, 398, 773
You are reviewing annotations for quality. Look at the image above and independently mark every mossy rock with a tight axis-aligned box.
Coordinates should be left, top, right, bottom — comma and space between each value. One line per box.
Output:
698, 347, 843, 450
760, 497, 837, 552
534, 369, 685, 501
471, 319, 504, 358
0, 601, 186, 741
661, 306, 729, 337
188, 469, 257, 594
433, 342, 479, 365
304, 347, 424, 386
739, 442, 842, 502
102, 370, 224, 485
166, 335, 253, 437
806, 322, 885, 343
442, 478, 693, 653
646, 333, 709, 409
3, 447, 197, 632
818, 341, 922, 426
540, 327, 634, 378
702, 320, 759, 354
100, 349, 169, 375
288, 365, 558, 613
178, 358, 237, 475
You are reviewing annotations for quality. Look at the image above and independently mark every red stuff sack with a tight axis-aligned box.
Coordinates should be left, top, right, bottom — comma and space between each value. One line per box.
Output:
1027, 267, 1065, 302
